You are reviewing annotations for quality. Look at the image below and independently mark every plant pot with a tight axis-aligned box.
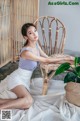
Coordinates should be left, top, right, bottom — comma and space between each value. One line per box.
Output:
65, 82, 80, 106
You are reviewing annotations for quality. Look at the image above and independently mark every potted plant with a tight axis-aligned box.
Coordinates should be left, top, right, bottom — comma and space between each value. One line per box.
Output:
54, 57, 80, 106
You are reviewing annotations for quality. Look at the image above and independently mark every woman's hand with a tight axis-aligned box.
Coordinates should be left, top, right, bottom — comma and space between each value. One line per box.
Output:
64, 56, 74, 61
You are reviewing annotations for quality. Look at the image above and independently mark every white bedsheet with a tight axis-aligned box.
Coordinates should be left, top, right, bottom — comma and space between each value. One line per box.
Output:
0, 77, 80, 121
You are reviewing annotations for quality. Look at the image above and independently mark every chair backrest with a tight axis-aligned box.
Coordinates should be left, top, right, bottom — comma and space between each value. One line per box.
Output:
34, 16, 66, 56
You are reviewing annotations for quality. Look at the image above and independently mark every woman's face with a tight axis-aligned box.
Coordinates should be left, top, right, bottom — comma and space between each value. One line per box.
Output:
26, 26, 38, 42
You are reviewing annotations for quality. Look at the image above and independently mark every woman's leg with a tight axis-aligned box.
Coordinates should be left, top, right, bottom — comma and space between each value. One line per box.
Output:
0, 99, 16, 105
0, 85, 33, 110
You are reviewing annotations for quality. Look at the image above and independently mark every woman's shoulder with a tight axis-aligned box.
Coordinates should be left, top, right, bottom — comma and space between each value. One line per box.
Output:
19, 47, 30, 57
20, 46, 32, 53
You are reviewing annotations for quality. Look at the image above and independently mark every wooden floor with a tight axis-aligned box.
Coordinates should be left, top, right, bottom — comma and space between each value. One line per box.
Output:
0, 62, 18, 80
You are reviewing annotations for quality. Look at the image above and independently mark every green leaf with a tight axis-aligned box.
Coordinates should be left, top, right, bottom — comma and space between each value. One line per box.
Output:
64, 72, 77, 83
77, 57, 80, 64
77, 77, 80, 83
64, 71, 80, 83
75, 66, 80, 77
74, 57, 80, 67
55, 62, 70, 76
74, 57, 78, 67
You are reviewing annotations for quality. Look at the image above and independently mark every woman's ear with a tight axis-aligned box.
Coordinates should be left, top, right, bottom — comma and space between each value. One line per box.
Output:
23, 36, 28, 40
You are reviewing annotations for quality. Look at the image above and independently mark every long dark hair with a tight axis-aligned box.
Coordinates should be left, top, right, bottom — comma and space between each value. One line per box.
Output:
21, 23, 36, 46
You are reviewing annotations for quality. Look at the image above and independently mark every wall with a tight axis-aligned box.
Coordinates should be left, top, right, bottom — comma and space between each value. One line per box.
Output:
39, 0, 80, 55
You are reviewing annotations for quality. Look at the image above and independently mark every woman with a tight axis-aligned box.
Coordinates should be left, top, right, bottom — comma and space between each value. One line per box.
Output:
0, 23, 74, 110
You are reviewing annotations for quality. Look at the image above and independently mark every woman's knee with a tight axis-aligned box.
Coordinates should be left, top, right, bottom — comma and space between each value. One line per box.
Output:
23, 96, 33, 109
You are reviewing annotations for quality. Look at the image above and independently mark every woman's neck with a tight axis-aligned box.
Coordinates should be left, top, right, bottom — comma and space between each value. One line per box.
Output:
27, 42, 37, 48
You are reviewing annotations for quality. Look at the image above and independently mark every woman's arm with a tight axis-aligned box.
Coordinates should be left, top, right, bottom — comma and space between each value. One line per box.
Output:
21, 50, 74, 64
